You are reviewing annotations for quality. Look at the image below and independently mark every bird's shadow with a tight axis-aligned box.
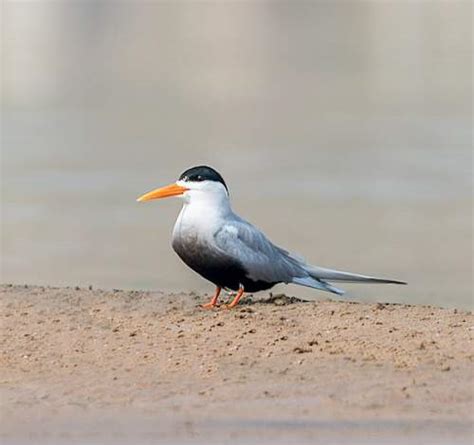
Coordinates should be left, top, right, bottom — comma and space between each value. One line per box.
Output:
241, 293, 309, 306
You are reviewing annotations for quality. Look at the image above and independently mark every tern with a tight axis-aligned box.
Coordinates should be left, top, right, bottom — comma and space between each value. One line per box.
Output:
137, 165, 406, 308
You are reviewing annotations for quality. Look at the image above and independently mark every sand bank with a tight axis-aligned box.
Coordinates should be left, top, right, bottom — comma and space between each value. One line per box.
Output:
1, 285, 473, 444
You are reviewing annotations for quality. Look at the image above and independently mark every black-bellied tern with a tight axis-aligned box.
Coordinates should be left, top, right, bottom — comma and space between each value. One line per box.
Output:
137, 165, 406, 308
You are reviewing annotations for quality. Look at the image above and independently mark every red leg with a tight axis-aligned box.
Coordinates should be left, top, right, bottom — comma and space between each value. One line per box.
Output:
201, 287, 221, 309
226, 286, 245, 309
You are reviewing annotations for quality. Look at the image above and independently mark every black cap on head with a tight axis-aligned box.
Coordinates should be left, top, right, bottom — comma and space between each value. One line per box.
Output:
179, 165, 228, 192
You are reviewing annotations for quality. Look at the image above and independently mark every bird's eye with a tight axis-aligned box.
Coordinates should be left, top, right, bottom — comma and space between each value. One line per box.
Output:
196, 175, 203, 181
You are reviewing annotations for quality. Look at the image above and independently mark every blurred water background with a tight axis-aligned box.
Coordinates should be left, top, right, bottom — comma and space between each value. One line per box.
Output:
1, 1, 472, 308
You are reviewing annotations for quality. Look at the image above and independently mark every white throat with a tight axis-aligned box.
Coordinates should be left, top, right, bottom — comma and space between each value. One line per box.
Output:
172, 180, 232, 242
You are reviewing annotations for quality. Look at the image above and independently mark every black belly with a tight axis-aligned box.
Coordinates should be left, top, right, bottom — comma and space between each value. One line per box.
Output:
172, 235, 278, 292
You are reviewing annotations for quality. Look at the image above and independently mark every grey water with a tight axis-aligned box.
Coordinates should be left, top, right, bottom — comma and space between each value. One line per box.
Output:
1, 1, 472, 308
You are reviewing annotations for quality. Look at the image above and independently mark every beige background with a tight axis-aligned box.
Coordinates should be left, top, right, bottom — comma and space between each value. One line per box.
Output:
2, 1, 472, 308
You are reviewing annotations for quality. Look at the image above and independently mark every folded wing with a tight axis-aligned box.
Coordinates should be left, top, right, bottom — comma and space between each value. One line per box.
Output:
213, 218, 306, 285
213, 216, 405, 296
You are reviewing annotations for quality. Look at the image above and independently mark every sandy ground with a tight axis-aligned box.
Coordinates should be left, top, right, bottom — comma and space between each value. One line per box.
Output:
1, 284, 473, 444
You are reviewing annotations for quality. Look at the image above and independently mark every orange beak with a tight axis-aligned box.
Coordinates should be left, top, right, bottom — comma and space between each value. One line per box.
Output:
136, 183, 188, 202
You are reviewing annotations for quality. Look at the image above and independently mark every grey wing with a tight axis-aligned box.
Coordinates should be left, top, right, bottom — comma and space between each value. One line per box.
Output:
213, 218, 307, 284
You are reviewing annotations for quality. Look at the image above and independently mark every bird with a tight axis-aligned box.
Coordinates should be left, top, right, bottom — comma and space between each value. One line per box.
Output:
137, 165, 406, 308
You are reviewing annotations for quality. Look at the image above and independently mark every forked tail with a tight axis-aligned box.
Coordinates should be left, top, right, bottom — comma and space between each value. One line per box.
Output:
292, 265, 406, 296
306, 265, 406, 285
